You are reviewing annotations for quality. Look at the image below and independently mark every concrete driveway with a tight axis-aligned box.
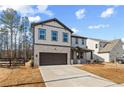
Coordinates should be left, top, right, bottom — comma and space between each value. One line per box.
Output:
39, 65, 123, 87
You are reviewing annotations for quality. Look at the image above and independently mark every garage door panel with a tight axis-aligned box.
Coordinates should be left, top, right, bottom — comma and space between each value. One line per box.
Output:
39, 53, 67, 65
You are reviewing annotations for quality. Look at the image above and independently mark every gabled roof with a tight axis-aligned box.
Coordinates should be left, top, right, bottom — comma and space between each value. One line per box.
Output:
72, 34, 87, 39
88, 38, 108, 42
31, 18, 73, 33
99, 39, 121, 53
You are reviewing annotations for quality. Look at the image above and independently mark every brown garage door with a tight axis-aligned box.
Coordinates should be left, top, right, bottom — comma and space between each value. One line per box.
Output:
39, 53, 67, 65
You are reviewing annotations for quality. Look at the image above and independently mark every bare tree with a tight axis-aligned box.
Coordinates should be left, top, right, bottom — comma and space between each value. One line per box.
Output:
0, 9, 32, 66
0, 8, 20, 64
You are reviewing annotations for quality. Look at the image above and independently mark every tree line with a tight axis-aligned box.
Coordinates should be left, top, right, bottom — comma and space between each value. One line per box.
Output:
0, 8, 32, 61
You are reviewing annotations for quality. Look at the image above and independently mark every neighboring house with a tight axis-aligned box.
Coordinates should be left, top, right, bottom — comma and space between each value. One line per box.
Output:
32, 18, 73, 66
122, 42, 124, 55
87, 38, 124, 62
71, 35, 93, 64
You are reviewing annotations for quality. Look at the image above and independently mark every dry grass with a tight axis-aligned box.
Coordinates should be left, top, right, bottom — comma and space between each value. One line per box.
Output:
76, 63, 124, 84
0, 61, 45, 87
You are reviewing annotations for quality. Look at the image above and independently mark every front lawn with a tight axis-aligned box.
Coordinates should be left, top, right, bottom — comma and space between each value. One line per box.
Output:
0, 62, 45, 87
76, 63, 124, 84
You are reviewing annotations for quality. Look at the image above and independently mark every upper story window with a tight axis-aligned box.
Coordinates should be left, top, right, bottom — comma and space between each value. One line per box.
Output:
51, 31, 58, 41
63, 32, 68, 42
38, 28, 46, 40
82, 39, 84, 45
95, 44, 98, 48
75, 38, 78, 44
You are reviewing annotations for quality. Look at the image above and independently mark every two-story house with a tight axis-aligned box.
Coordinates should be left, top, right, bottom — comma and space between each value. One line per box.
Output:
32, 18, 73, 66
32, 18, 94, 66
71, 35, 93, 64
87, 38, 124, 62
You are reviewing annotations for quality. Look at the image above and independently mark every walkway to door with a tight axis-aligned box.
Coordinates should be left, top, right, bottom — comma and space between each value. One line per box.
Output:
39, 65, 123, 87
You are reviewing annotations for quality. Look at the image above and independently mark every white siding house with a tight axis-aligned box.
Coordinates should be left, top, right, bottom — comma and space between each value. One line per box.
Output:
98, 53, 110, 62
87, 38, 124, 62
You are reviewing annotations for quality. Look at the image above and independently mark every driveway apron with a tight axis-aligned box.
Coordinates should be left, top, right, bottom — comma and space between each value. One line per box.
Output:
39, 65, 123, 87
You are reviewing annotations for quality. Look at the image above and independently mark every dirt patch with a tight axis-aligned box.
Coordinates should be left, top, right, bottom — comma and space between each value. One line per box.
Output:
0, 62, 45, 87
76, 63, 124, 84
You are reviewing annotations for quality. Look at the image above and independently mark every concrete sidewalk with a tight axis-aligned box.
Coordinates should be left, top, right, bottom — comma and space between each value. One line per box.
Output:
39, 65, 123, 87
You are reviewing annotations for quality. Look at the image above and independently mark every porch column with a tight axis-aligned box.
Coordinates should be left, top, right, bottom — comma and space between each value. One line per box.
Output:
73, 51, 77, 64
74, 51, 77, 59
84, 52, 87, 64
84, 52, 87, 59
91, 51, 93, 59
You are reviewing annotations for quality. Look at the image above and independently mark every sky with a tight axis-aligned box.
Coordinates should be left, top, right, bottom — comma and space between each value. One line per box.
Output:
0, 5, 124, 41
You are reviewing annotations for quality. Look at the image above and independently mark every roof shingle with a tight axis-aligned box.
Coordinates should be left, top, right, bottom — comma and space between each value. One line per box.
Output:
99, 39, 121, 53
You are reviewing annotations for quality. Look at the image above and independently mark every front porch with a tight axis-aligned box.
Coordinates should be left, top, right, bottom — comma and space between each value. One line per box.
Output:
71, 47, 93, 64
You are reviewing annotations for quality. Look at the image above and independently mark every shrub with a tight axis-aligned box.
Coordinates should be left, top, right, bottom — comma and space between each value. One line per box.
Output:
30, 60, 34, 67
110, 60, 115, 63
93, 59, 103, 64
